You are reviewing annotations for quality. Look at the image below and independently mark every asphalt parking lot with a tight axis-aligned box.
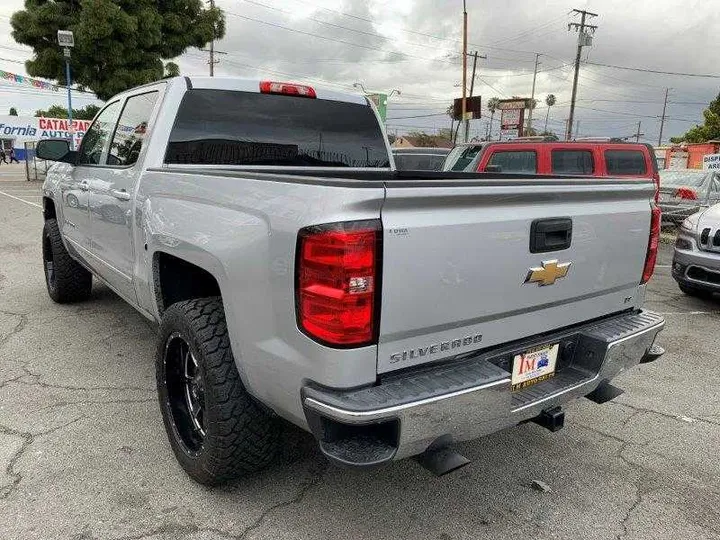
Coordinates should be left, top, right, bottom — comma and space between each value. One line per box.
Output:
0, 177, 719, 540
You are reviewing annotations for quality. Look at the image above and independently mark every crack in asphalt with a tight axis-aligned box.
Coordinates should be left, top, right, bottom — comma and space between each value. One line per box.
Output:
236, 460, 328, 540
100, 461, 328, 540
0, 311, 28, 350
0, 416, 84, 500
612, 400, 720, 429
13, 369, 154, 394
36, 397, 156, 411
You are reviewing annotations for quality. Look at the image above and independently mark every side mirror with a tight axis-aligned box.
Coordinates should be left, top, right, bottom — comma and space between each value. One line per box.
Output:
36, 139, 76, 164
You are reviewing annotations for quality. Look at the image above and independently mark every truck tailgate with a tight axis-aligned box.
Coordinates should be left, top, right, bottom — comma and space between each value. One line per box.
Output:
377, 178, 654, 374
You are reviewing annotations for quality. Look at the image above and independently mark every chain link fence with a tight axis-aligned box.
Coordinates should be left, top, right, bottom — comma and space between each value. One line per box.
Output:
24, 141, 50, 182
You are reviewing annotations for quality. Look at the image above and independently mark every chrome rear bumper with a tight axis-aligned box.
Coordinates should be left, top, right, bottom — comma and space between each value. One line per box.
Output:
302, 310, 665, 467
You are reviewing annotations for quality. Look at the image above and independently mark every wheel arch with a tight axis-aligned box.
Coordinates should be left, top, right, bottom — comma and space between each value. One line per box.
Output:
152, 251, 224, 315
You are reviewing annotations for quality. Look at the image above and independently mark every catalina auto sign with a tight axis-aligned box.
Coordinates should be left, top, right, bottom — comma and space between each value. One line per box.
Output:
0, 114, 92, 160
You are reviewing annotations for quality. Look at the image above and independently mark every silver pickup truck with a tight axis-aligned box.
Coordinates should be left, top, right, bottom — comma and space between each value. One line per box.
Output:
37, 77, 665, 485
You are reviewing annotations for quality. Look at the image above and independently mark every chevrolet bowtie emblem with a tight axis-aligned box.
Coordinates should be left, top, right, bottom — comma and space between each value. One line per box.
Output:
525, 260, 572, 286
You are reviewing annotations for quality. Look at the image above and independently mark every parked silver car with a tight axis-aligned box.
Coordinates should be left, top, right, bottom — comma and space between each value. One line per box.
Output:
672, 203, 720, 296
659, 168, 720, 223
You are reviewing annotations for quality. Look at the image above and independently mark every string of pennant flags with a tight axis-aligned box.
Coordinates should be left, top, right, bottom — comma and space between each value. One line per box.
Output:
0, 69, 58, 92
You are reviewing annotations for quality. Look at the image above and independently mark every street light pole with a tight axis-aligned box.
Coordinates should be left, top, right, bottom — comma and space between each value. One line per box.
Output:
64, 50, 73, 147
57, 30, 75, 149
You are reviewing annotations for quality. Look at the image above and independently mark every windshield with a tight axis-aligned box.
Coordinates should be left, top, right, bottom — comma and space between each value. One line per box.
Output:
165, 89, 390, 167
394, 153, 447, 171
659, 169, 709, 188
443, 145, 483, 171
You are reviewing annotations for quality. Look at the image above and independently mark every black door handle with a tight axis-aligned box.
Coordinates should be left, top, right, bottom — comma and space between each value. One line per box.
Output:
530, 218, 573, 253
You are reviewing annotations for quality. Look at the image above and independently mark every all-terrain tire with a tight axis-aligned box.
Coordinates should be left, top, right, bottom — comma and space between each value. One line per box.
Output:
156, 297, 279, 486
42, 218, 92, 303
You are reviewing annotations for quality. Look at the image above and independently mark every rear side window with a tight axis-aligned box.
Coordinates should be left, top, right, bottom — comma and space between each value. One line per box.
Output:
108, 91, 159, 166
165, 89, 389, 167
551, 150, 594, 174
605, 150, 647, 175
487, 151, 537, 173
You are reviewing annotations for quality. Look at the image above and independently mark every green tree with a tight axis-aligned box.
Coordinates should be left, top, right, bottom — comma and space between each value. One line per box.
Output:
9, 107, 18, 116
670, 92, 720, 143
35, 103, 101, 120
164, 62, 180, 79
544, 94, 556, 133
11, 0, 224, 101
487, 97, 500, 140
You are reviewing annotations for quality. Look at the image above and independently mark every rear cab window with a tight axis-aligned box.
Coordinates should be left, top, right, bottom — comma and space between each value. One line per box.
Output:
394, 153, 447, 171
486, 150, 537, 173
165, 89, 390, 167
605, 149, 648, 175
551, 149, 594, 174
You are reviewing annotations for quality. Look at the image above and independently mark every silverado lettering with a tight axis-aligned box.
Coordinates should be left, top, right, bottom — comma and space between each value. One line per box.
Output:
390, 334, 484, 363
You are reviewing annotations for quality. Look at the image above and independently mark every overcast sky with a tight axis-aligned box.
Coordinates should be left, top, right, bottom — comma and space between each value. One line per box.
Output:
1, 0, 718, 144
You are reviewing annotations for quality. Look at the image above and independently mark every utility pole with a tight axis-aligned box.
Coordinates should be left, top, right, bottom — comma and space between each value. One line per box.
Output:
658, 88, 669, 146
527, 53, 541, 134
201, 0, 226, 76
635, 121, 644, 142
567, 9, 598, 140
461, 0, 468, 142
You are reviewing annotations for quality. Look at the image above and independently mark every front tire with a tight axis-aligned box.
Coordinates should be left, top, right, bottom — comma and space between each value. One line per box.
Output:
156, 297, 279, 486
42, 218, 92, 303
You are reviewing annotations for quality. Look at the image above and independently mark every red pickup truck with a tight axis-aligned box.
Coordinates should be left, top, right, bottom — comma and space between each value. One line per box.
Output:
444, 139, 659, 196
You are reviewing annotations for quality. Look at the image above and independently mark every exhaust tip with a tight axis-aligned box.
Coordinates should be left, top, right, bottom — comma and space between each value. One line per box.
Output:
415, 438, 471, 476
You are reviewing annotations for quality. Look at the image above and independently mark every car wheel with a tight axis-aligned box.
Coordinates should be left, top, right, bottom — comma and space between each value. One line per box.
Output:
679, 283, 710, 298
156, 297, 279, 486
42, 218, 92, 303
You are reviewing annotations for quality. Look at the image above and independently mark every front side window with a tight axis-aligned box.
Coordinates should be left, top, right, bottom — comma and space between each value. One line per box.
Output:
551, 150, 594, 174
78, 101, 121, 165
165, 90, 389, 167
487, 150, 537, 173
107, 92, 159, 166
605, 150, 647, 175
447, 145, 483, 171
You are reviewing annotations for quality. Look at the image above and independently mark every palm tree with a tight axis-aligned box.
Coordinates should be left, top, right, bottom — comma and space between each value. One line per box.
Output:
544, 94, 556, 133
487, 97, 500, 140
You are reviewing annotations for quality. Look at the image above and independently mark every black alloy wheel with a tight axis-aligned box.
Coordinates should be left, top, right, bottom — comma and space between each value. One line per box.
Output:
163, 332, 206, 454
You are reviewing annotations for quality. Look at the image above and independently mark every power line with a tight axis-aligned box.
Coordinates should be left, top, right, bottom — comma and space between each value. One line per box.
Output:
585, 61, 720, 78
224, 10, 459, 66
281, 0, 534, 55
237, 0, 457, 57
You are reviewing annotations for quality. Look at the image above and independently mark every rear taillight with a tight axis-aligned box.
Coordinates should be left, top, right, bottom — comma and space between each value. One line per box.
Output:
641, 204, 661, 284
652, 171, 660, 202
673, 186, 697, 200
296, 221, 381, 347
260, 80, 317, 98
